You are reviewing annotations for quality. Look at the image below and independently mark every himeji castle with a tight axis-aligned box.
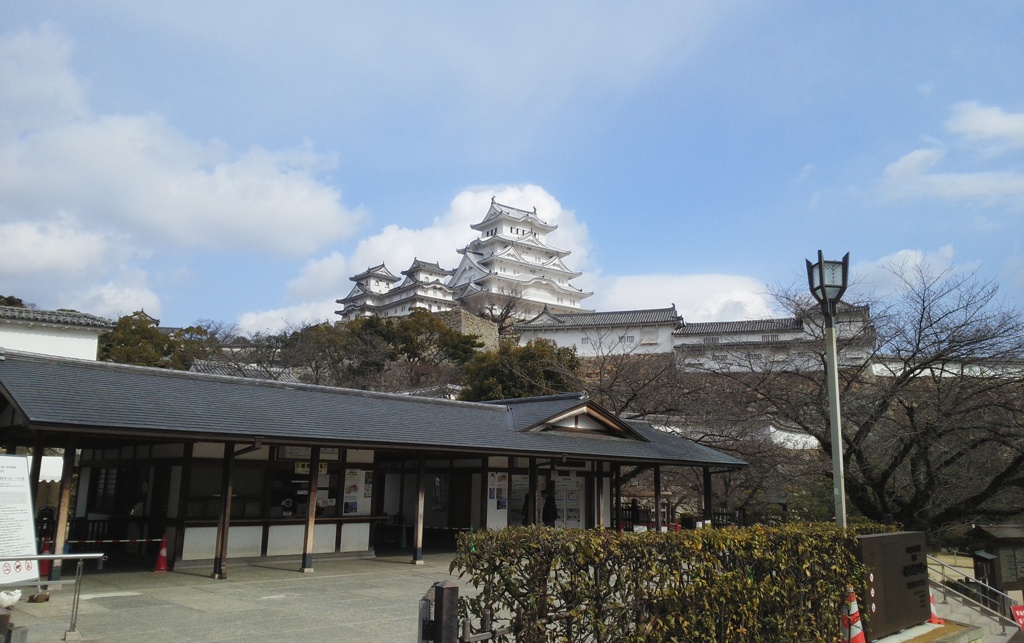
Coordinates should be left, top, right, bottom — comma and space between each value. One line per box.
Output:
336, 198, 593, 321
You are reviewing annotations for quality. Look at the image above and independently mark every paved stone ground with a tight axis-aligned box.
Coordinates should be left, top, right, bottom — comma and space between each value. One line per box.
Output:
5, 553, 463, 642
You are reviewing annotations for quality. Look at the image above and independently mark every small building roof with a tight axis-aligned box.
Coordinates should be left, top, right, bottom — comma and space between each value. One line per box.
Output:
0, 350, 745, 469
675, 317, 804, 336
518, 307, 680, 330
402, 259, 453, 277
471, 198, 556, 233
969, 525, 1024, 541
0, 305, 115, 330
350, 263, 400, 283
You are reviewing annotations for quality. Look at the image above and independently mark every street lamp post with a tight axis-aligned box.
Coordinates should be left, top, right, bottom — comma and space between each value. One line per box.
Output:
806, 250, 850, 528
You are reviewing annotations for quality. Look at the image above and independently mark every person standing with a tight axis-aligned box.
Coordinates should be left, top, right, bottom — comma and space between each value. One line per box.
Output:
542, 488, 557, 527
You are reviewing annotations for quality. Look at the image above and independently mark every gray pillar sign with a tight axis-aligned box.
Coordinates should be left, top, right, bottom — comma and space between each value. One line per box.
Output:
0, 455, 40, 585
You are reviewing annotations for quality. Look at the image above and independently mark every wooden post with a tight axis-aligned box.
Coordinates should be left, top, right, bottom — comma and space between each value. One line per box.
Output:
412, 457, 425, 564
174, 443, 194, 564
301, 447, 320, 572
595, 461, 605, 529
212, 442, 234, 579
479, 457, 488, 530
528, 458, 538, 525
433, 580, 460, 643
29, 434, 43, 511
653, 465, 662, 531
48, 441, 76, 581
702, 467, 713, 526
614, 464, 622, 530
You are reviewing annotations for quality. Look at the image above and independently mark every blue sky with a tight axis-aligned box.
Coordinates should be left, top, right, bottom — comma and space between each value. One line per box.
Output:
1, 2, 1022, 331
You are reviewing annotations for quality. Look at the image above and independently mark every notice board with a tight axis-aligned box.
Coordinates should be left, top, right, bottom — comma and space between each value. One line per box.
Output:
0, 455, 40, 585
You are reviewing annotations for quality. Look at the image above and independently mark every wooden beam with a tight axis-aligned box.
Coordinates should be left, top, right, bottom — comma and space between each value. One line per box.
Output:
528, 458, 538, 526
48, 441, 76, 581
412, 457, 425, 564
301, 447, 320, 572
614, 464, 622, 531
653, 465, 662, 531
29, 434, 43, 512
595, 461, 605, 529
211, 442, 234, 579
479, 457, 488, 531
173, 443, 194, 565
702, 467, 713, 526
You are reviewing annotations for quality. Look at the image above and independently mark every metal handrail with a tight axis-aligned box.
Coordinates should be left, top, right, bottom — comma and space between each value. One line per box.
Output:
927, 554, 1018, 635
0, 552, 105, 638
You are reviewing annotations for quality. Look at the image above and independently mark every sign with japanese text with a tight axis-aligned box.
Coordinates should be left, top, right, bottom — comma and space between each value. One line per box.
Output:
0, 455, 40, 585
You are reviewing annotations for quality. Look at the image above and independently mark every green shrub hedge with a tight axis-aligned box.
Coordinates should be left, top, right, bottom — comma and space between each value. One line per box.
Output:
451, 523, 894, 642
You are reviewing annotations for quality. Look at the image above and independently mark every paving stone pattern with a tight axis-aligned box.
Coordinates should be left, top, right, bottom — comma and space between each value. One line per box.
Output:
6, 554, 464, 642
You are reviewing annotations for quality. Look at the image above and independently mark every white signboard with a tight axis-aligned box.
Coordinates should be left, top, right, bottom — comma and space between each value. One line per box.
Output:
0, 455, 40, 584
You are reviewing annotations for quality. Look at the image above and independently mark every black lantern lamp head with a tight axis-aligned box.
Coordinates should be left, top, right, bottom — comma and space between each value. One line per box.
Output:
806, 251, 849, 325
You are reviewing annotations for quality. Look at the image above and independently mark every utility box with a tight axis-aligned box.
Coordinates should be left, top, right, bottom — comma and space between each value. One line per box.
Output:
967, 524, 1024, 592
857, 531, 931, 641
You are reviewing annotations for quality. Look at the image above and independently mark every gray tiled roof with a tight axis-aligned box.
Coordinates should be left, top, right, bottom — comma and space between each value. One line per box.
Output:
675, 318, 804, 335
517, 307, 679, 329
0, 350, 744, 468
0, 306, 115, 330
402, 259, 453, 276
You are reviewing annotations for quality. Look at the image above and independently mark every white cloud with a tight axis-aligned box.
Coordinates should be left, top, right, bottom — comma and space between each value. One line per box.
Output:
286, 251, 352, 303
880, 102, 1024, 209
1, 112, 363, 256
883, 148, 945, 183
0, 216, 110, 276
67, 276, 164, 322
945, 101, 1024, 150
0, 25, 87, 142
591, 274, 773, 322
237, 300, 338, 334
0, 26, 363, 316
850, 246, 962, 299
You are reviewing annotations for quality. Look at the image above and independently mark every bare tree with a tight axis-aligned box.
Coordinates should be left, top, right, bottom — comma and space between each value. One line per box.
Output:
462, 286, 527, 336
726, 260, 1024, 531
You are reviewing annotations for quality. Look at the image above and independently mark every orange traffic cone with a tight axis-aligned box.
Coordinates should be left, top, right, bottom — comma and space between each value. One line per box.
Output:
153, 534, 169, 573
840, 586, 867, 643
928, 587, 944, 624
39, 537, 51, 576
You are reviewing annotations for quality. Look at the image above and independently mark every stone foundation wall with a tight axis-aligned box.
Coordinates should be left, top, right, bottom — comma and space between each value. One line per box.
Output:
436, 309, 499, 351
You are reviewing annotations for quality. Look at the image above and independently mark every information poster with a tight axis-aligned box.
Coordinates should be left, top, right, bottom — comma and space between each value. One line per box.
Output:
0, 455, 40, 585
341, 469, 373, 516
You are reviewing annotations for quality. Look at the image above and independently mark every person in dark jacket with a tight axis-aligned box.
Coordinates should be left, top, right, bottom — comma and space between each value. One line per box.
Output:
542, 488, 557, 527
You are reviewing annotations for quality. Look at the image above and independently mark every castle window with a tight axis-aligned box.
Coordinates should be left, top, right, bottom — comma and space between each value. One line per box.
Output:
581, 337, 590, 345
762, 334, 779, 343
703, 337, 720, 345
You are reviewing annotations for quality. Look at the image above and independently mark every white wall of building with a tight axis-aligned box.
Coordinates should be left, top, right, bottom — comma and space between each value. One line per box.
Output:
0, 323, 102, 360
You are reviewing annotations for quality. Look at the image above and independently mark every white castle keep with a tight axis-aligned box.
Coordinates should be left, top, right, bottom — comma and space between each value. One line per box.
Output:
336, 198, 593, 321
